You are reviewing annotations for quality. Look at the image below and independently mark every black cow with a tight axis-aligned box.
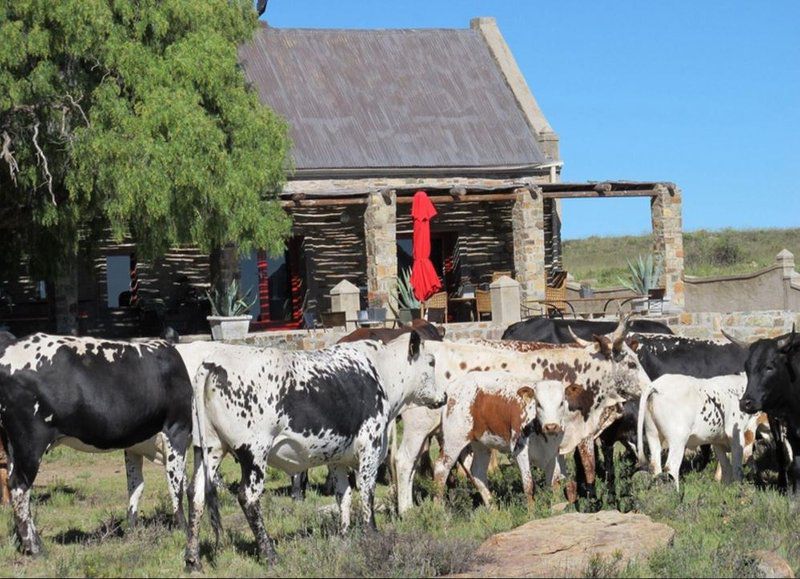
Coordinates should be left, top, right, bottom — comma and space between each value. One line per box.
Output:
739, 329, 800, 492
0, 333, 192, 555
502, 316, 673, 343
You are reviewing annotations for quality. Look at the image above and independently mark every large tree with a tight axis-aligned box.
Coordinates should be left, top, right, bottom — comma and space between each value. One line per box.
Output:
0, 0, 291, 330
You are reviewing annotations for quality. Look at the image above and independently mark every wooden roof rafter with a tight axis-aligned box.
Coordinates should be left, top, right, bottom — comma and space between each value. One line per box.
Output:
278, 181, 677, 208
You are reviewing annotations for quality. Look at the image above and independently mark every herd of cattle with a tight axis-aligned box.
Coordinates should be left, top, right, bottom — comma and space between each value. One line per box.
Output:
0, 314, 797, 570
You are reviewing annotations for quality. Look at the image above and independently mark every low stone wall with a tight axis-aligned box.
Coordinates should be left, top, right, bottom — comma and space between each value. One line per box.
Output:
184, 309, 799, 350
684, 250, 800, 313
652, 310, 800, 341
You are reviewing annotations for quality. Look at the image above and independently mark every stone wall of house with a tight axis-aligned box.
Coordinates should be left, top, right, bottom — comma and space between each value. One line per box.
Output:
291, 206, 368, 315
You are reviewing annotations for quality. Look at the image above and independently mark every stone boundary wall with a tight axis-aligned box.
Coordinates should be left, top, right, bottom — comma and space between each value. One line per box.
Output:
196, 310, 798, 350
684, 250, 800, 313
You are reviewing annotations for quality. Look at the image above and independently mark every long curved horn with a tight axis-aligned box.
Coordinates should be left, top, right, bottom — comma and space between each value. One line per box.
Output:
612, 312, 633, 343
568, 327, 592, 347
721, 329, 749, 350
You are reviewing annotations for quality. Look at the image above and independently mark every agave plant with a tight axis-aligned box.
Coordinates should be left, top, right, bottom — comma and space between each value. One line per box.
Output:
206, 279, 256, 317
396, 267, 421, 309
619, 254, 664, 295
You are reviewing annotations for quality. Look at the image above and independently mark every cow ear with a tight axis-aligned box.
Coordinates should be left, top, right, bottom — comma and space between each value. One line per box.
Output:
779, 324, 799, 354
517, 386, 535, 404
408, 330, 422, 360
437, 326, 446, 338
627, 337, 640, 352
593, 334, 612, 358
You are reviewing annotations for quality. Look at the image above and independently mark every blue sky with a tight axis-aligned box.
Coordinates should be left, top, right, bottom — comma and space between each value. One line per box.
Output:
263, 1, 800, 239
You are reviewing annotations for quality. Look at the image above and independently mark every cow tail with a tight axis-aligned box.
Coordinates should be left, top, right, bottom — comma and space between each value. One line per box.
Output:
193, 363, 222, 547
636, 384, 657, 468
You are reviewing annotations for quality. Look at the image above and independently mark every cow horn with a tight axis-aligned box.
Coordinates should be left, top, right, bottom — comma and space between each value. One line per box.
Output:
778, 324, 798, 352
721, 329, 750, 350
611, 312, 633, 343
567, 327, 591, 347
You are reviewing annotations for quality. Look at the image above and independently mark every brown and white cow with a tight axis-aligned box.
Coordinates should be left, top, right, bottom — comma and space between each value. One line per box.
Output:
433, 374, 566, 506
395, 324, 649, 515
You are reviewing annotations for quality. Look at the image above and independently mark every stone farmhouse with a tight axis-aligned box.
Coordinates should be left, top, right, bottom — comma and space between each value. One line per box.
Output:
0, 18, 684, 337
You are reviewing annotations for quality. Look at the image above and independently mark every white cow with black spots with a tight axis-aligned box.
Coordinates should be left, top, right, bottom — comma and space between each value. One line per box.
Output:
636, 373, 764, 489
183, 331, 443, 570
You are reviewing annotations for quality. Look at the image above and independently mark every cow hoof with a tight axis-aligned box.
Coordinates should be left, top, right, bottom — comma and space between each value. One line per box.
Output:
185, 560, 203, 573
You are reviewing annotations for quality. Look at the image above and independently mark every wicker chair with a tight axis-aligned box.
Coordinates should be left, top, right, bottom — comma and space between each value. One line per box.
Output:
423, 291, 448, 324
476, 289, 492, 320
544, 271, 570, 317
320, 311, 346, 329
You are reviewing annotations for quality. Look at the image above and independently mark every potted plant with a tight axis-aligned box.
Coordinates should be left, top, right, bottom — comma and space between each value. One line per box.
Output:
393, 267, 421, 325
206, 279, 256, 341
618, 254, 664, 314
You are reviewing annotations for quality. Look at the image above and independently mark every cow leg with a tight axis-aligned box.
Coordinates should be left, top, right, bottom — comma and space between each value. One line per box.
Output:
600, 439, 617, 501
235, 447, 275, 564
357, 452, 381, 532
770, 417, 789, 493
330, 465, 353, 533
433, 442, 461, 502
124, 451, 145, 527
291, 472, 308, 501
469, 444, 494, 507
644, 419, 664, 475
575, 439, 598, 505
0, 437, 10, 506
185, 446, 224, 572
513, 442, 535, 506
713, 445, 734, 484
664, 438, 688, 490
395, 408, 440, 516
6, 427, 51, 555
163, 428, 189, 530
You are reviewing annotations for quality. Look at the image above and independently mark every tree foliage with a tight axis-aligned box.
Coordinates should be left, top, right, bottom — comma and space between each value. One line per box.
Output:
0, 0, 291, 276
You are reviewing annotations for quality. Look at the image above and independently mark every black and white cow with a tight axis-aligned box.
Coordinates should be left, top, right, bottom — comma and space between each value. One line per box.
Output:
183, 331, 443, 570
0, 333, 192, 555
739, 329, 800, 491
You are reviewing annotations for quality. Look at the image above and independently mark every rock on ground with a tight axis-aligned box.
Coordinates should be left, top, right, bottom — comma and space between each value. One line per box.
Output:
450, 510, 675, 578
751, 550, 795, 578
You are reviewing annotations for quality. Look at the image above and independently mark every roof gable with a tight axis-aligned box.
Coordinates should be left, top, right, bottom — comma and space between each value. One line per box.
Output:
239, 26, 548, 177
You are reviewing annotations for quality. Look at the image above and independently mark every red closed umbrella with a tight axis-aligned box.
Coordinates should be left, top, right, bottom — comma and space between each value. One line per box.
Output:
410, 190, 442, 302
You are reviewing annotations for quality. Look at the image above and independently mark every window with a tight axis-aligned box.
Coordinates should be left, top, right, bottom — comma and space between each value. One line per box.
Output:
106, 255, 132, 308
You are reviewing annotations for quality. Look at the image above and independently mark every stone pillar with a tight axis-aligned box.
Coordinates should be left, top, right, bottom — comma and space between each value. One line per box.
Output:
512, 187, 546, 303
330, 280, 360, 330
490, 275, 521, 327
364, 190, 397, 319
54, 255, 79, 336
651, 184, 685, 310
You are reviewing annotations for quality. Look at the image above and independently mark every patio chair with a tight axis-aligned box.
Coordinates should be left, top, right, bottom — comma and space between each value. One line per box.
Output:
303, 311, 322, 330
476, 289, 492, 321
423, 291, 448, 324
544, 271, 570, 317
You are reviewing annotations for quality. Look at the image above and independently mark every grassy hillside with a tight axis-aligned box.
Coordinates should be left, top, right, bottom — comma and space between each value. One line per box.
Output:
563, 227, 800, 288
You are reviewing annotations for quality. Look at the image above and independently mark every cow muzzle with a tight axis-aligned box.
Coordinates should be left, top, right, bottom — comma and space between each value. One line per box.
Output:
739, 397, 757, 414
543, 423, 563, 435
428, 393, 448, 410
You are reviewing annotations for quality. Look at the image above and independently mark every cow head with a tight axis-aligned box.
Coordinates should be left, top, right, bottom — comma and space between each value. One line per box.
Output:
740, 327, 800, 414
397, 330, 445, 410
568, 317, 650, 398
532, 380, 567, 435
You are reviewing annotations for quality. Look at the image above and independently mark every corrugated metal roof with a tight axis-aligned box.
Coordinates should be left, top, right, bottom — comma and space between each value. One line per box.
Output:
239, 26, 548, 176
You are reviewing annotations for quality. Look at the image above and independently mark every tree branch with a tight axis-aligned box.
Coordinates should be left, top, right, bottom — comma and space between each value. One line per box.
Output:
1, 131, 19, 185
31, 122, 55, 204
65, 93, 89, 126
